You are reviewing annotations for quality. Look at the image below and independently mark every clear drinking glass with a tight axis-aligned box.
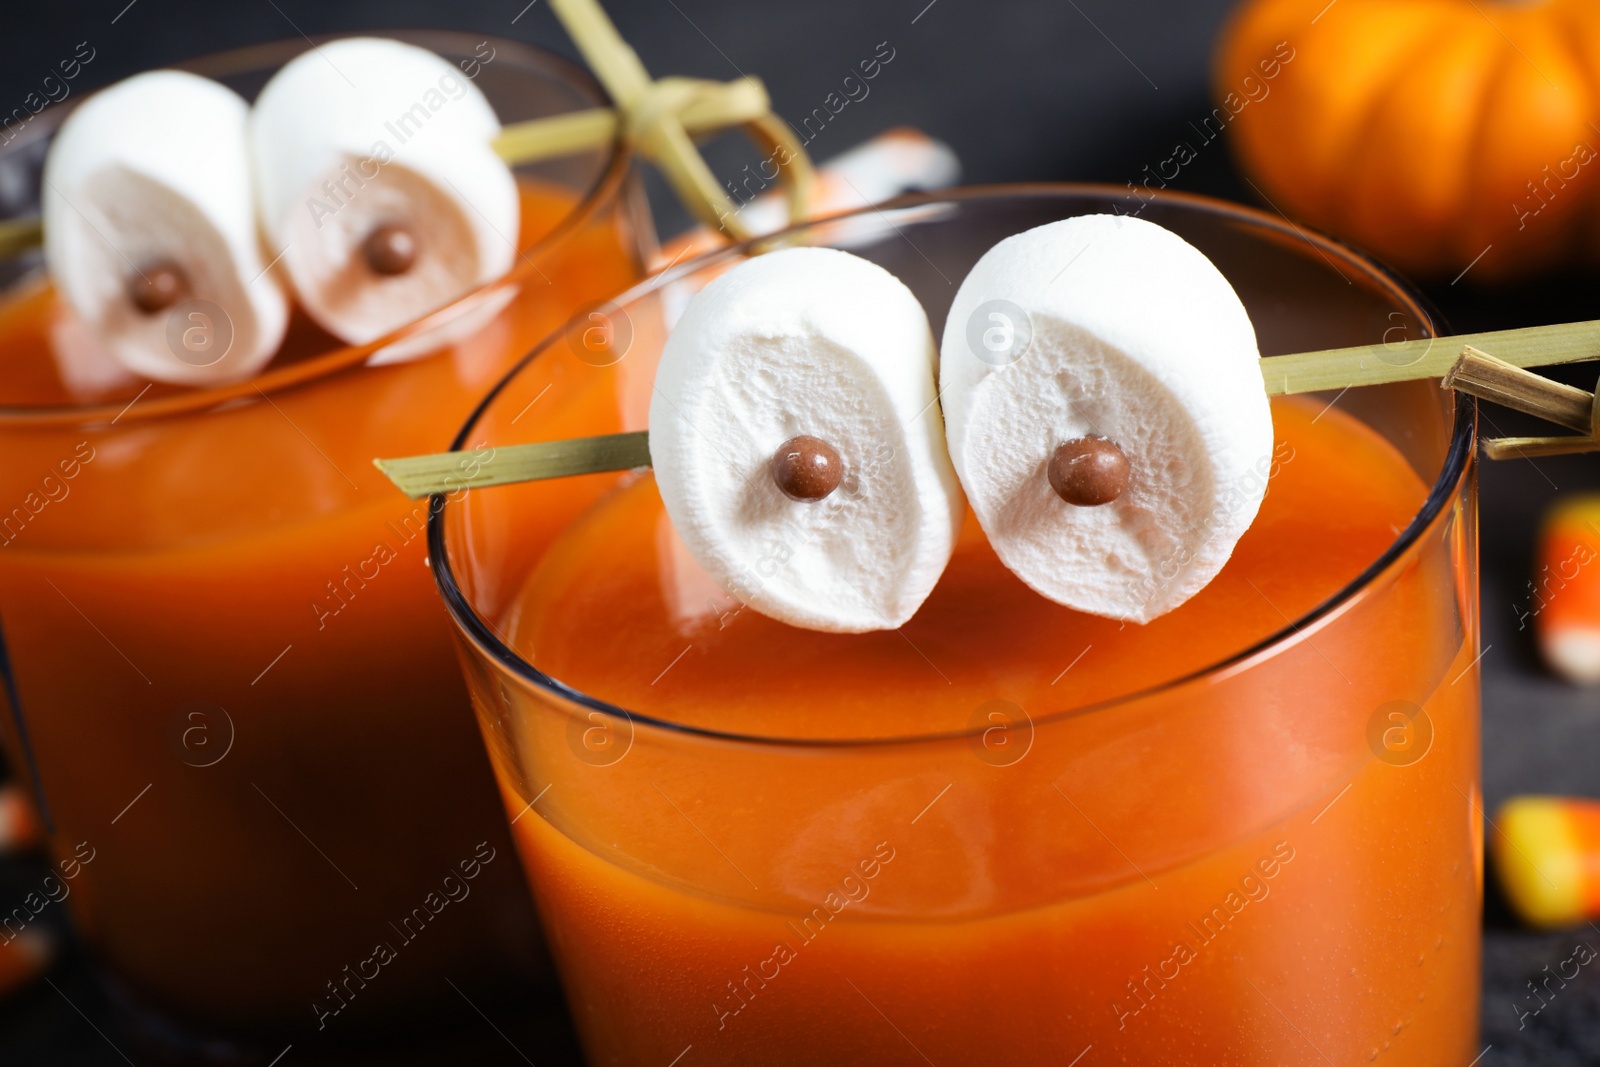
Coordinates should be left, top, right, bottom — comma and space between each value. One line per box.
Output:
0, 31, 652, 1052
436, 186, 1480, 1066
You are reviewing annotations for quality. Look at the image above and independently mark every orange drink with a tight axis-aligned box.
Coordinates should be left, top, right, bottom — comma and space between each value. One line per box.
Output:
438, 188, 1481, 1066
0, 33, 650, 1049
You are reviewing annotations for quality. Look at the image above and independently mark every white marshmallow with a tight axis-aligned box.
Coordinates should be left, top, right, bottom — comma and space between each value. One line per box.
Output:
43, 71, 289, 386
250, 37, 518, 346
940, 215, 1274, 623
649, 248, 965, 633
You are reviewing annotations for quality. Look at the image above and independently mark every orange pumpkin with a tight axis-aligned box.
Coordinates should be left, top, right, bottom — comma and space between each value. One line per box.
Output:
1215, 0, 1600, 280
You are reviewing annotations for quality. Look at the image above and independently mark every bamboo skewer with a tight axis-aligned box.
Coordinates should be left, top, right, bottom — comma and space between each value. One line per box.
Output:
374, 320, 1600, 500
489, 76, 771, 165
1440, 346, 1600, 460
1258, 319, 1600, 395
0, 217, 41, 261
547, 0, 812, 240
1442, 346, 1595, 435
1479, 436, 1600, 460
375, 431, 650, 499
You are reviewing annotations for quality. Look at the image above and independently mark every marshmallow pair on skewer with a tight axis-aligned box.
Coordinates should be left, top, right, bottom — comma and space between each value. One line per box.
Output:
42, 38, 519, 386
650, 215, 1275, 631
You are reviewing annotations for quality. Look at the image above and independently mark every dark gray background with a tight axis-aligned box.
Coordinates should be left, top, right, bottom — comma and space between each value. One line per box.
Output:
3, 0, 1600, 1063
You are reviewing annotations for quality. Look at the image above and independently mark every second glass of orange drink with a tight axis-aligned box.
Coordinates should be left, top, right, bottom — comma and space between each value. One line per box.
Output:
436, 187, 1480, 1065
0, 31, 650, 1053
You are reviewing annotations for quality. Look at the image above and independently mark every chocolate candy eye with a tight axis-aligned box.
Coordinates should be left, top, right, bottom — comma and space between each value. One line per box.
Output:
771, 435, 843, 502
363, 224, 418, 276
1047, 436, 1130, 507
129, 261, 189, 315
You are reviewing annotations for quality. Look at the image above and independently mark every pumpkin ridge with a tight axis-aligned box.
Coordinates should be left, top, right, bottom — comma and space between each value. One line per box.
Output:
1472, 14, 1597, 275
1218, 0, 1600, 278
1555, 8, 1600, 124
1455, 25, 1519, 272
1208, 0, 1319, 214
1545, 3, 1600, 248
1343, 16, 1500, 272
1332, 4, 1479, 241
1324, 0, 1454, 235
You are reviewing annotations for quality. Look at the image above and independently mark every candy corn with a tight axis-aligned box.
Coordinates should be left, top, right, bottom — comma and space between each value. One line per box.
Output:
1532, 495, 1600, 684
1493, 796, 1600, 927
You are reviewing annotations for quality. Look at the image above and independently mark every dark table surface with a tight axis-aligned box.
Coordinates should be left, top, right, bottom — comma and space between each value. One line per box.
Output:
3, 0, 1600, 1062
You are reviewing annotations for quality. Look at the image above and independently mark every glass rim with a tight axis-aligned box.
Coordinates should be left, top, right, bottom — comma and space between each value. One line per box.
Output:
0, 29, 634, 428
429, 181, 1477, 750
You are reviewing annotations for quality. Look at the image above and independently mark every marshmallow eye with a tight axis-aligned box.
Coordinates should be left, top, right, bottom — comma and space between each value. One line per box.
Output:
1045, 435, 1132, 508
361, 223, 420, 276
250, 37, 518, 348
274, 154, 505, 345
941, 215, 1275, 623
126, 260, 189, 315
769, 435, 846, 503
648, 248, 965, 634
42, 70, 290, 386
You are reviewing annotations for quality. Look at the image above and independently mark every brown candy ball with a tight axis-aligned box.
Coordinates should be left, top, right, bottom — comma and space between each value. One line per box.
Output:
771, 435, 843, 502
128, 261, 188, 314
363, 223, 418, 275
1047, 436, 1131, 506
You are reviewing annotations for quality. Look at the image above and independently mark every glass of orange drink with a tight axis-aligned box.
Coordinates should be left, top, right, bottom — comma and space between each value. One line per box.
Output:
434, 187, 1480, 1066
0, 31, 651, 1055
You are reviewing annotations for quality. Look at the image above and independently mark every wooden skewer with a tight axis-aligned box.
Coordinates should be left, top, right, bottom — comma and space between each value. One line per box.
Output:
548, 0, 811, 240
374, 319, 1600, 500
0, 217, 41, 261
1259, 319, 1600, 395
489, 76, 771, 165
375, 431, 650, 499
1480, 436, 1600, 460
1441, 346, 1600, 460
1442, 346, 1594, 434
